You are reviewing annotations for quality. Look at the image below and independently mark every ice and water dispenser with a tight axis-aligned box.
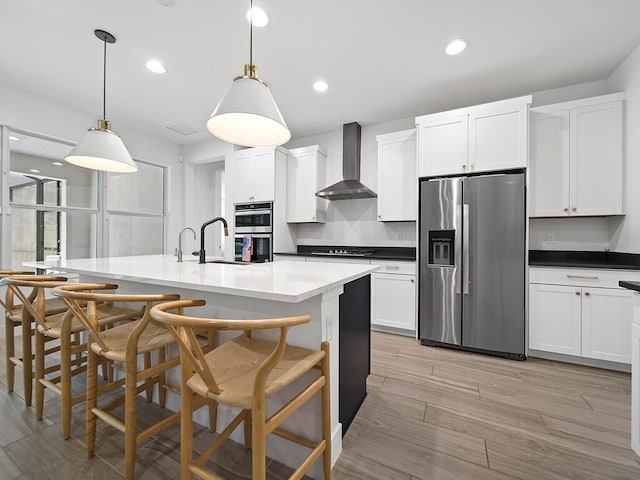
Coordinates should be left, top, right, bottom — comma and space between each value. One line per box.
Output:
428, 230, 455, 266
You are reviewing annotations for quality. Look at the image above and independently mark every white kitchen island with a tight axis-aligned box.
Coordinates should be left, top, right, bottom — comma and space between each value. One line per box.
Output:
26, 254, 378, 478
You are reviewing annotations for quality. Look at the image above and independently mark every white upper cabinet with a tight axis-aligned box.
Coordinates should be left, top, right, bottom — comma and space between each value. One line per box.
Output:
376, 129, 417, 221
286, 145, 327, 223
416, 114, 468, 177
416, 95, 531, 177
529, 93, 624, 217
228, 147, 278, 203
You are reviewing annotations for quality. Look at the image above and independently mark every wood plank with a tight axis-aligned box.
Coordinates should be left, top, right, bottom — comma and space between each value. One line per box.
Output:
0, 447, 23, 480
380, 376, 479, 408
543, 414, 631, 450
581, 391, 632, 419
355, 394, 487, 467
427, 403, 640, 470
478, 382, 592, 416
347, 426, 516, 480
3, 426, 118, 480
425, 397, 550, 436
332, 448, 411, 480
486, 440, 610, 480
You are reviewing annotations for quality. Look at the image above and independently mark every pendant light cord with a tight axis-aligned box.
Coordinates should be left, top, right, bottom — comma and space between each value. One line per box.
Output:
102, 36, 107, 121
249, 0, 253, 68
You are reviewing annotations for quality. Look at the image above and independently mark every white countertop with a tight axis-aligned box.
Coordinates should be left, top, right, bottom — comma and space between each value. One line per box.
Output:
24, 255, 378, 303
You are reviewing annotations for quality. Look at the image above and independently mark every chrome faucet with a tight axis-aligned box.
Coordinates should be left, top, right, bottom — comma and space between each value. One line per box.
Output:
177, 227, 196, 263
199, 217, 229, 264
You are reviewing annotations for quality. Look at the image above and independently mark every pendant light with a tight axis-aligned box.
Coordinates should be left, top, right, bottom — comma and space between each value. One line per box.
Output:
65, 29, 137, 173
206, 0, 291, 147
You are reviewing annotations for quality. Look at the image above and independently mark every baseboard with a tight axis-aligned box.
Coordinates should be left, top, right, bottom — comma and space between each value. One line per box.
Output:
528, 349, 631, 373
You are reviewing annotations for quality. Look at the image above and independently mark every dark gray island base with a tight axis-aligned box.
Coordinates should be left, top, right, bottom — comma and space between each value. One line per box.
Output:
339, 275, 371, 435
620, 281, 640, 292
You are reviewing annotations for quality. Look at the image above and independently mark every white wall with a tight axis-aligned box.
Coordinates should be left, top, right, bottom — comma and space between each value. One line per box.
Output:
0, 83, 184, 255
608, 42, 640, 253
284, 117, 417, 247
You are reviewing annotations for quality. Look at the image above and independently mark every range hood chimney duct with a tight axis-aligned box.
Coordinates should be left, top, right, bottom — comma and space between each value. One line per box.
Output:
315, 122, 377, 200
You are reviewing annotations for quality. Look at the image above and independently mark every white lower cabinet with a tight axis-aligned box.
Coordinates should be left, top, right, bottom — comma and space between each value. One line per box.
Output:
529, 283, 582, 356
582, 288, 633, 363
371, 261, 416, 335
529, 268, 634, 364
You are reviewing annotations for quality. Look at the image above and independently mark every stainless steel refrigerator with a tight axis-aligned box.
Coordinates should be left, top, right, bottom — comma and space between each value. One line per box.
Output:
419, 172, 526, 359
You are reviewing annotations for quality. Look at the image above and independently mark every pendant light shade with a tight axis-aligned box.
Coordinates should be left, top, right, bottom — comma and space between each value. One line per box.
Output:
65, 29, 137, 173
66, 120, 137, 173
206, 1, 290, 147
207, 67, 291, 147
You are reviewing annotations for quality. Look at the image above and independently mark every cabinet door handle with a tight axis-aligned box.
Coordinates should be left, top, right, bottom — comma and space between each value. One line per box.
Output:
563, 208, 569, 213
575, 291, 581, 296
470, 163, 475, 169
386, 265, 400, 270
584, 292, 590, 297
567, 275, 599, 280
462, 164, 467, 169
410, 278, 415, 283
572, 207, 577, 212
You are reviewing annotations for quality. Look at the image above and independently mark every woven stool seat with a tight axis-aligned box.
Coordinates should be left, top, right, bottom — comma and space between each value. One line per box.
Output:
188, 335, 325, 410
91, 321, 176, 362
37, 304, 139, 337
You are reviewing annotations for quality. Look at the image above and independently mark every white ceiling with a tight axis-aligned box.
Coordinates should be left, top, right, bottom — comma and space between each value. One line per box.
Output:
2, 0, 640, 146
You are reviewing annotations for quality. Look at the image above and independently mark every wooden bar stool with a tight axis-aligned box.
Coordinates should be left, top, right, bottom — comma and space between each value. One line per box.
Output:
5, 277, 142, 439
1, 273, 69, 405
53, 284, 212, 480
150, 299, 331, 480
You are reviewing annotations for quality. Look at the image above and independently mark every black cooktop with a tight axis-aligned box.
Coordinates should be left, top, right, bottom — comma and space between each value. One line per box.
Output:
295, 245, 415, 261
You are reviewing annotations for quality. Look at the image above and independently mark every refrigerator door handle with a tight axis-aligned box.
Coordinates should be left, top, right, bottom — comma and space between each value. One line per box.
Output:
463, 203, 470, 295
455, 203, 463, 294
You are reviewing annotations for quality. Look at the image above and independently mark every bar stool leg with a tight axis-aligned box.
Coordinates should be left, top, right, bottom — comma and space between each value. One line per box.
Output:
243, 409, 251, 448
252, 399, 267, 480
21, 312, 33, 406
143, 352, 153, 402
124, 358, 138, 480
60, 332, 73, 440
321, 342, 332, 479
158, 348, 166, 408
5, 317, 15, 393
86, 347, 98, 458
34, 329, 45, 420
180, 352, 194, 480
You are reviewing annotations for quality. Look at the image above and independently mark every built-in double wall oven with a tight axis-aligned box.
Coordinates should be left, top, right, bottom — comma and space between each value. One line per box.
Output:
234, 202, 273, 263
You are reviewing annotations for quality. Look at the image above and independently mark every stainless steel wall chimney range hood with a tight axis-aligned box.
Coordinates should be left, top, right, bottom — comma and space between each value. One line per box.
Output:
315, 122, 377, 200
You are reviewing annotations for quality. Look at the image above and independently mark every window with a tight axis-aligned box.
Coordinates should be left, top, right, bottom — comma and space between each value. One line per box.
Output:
106, 160, 166, 256
9, 142, 99, 269
2, 129, 167, 269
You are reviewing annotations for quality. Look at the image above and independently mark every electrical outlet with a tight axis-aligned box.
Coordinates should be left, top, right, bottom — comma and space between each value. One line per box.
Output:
546, 233, 556, 244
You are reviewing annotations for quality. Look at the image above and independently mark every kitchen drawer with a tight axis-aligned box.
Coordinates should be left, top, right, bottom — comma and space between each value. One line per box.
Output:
371, 259, 416, 275
529, 267, 640, 289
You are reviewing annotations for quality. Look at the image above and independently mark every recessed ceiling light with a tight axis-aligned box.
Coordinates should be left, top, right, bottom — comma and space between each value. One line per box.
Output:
146, 59, 166, 74
9, 135, 19, 141
446, 39, 467, 56
313, 80, 328, 92
52, 162, 63, 166
29, 169, 40, 173
246, 6, 268, 27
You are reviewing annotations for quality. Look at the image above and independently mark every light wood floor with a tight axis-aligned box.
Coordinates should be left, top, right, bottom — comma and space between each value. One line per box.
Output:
2, 332, 640, 479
